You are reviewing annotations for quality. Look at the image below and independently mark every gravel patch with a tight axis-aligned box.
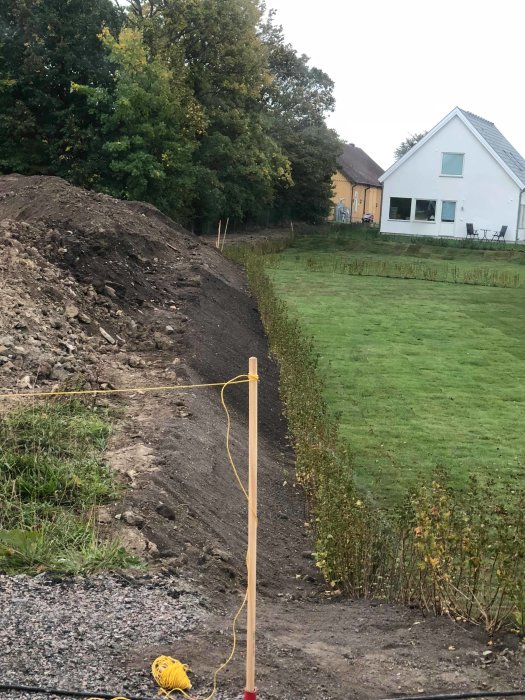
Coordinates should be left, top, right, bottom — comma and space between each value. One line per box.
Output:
0, 573, 207, 700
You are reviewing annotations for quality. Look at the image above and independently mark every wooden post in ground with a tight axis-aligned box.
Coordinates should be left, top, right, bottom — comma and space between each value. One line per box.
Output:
220, 217, 230, 251
216, 220, 222, 248
245, 357, 258, 700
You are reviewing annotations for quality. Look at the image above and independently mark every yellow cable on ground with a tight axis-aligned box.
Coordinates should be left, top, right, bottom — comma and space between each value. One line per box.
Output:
152, 657, 192, 693
45, 371, 260, 700
146, 374, 257, 700
0, 378, 255, 401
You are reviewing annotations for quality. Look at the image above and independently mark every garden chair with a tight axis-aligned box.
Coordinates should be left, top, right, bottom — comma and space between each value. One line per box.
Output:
491, 225, 507, 242
466, 223, 478, 239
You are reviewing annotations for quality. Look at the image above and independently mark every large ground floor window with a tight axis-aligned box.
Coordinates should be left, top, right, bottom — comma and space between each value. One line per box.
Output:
389, 197, 458, 224
415, 199, 436, 221
389, 197, 411, 220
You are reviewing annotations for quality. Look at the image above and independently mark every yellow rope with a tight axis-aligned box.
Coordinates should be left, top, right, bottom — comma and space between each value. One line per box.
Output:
0, 377, 257, 401
46, 371, 259, 700
152, 657, 192, 693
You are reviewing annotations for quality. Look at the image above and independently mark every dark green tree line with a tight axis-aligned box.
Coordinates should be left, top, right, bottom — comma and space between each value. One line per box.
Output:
0, 0, 341, 229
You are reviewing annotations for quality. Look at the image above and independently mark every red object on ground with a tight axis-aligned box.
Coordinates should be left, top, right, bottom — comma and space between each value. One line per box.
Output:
244, 690, 257, 700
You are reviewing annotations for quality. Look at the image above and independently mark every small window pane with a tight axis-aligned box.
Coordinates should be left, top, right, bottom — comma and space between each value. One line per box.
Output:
442, 153, 464, 176
415, 199, 436, 221
389, 197, 411, 220
442, 201, 456, 222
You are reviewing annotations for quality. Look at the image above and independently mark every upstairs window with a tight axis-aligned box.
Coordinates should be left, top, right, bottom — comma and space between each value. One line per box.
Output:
389, 197, 411, 220
442, 153, 464, 176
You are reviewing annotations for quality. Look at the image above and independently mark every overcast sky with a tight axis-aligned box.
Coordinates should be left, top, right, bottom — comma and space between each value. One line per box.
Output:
267, 0, 525, 171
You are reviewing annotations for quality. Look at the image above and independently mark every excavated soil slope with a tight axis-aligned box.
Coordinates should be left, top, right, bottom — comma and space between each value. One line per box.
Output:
0, 175, 524, 700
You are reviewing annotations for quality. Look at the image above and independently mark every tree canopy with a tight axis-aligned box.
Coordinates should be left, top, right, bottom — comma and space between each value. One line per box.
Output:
0, 0, 341, 229
394, 131, 427, 160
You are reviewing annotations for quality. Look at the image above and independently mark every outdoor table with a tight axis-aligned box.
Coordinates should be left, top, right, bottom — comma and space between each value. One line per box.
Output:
479, 229, 492, 240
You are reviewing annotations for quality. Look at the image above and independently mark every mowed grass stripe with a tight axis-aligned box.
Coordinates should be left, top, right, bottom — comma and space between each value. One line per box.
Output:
268, 268, 525, 504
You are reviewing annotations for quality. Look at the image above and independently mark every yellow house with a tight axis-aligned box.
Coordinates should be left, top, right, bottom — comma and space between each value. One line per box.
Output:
332, 143, 384, 223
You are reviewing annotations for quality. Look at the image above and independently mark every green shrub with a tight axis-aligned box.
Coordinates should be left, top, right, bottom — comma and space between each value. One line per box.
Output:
226, 240, 525, 635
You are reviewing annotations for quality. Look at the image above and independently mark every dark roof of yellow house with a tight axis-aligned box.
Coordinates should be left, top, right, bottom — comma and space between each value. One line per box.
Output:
338, 143, 384, 187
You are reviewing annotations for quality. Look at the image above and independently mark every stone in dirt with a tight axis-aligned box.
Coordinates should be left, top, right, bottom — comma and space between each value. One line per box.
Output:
99, 327, 116, 345
65, 304, 79, 319
156, 503, 177, 521
121, 510, 145, 527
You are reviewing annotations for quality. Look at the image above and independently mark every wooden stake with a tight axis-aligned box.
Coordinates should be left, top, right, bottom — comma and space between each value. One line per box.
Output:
216, 220, 222, 248
220, 217, 230, 251
245, 357, 258, 697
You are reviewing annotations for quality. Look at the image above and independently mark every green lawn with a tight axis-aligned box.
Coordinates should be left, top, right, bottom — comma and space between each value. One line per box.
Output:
269, 230, 525, 504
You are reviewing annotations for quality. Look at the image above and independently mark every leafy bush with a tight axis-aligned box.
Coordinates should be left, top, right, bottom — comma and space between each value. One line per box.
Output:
302, 255, 521, 288
226, 239, 525, 635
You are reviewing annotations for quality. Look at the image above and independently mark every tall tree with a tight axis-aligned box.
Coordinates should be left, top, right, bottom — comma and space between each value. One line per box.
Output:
0, 0, 122, 175
394, 131, 427, 160
73, 27, 202, 220
129, 0, 291, 229
260, 12, 342, 222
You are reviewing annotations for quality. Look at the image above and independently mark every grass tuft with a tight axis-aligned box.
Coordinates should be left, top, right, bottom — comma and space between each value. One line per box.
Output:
0, 399, 137, 574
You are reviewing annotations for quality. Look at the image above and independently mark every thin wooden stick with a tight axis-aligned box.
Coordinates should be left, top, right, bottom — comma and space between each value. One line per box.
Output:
216, 220, 222, 248
220, 217, 230, 251
245, 357, 258, 697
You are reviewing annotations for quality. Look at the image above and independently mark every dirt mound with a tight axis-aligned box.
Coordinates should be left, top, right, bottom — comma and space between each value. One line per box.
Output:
1, 175, 524, 700
0, 175, 200, 386
0, 174, 302, 587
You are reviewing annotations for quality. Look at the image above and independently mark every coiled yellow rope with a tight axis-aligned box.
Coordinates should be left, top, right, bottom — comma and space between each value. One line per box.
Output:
74, 372, 258, 700
152, 657, 192, 694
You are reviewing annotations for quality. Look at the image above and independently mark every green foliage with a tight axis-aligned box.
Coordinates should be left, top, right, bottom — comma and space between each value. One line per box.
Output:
394, 131, 428, 160
0, 400, 135, 574
0, 0, 122, 175
129, 0, 293, 227
302, 254, 522, 288
72, 27, 200, 220
0, 0, 339, 228
226, 237, 525, 635
260, 14, 342, 222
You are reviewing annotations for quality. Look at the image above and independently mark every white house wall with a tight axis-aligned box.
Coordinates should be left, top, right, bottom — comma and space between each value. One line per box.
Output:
380, 115, 523, 241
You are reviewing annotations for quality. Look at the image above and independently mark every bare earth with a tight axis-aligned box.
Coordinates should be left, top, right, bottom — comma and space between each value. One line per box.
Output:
0, 175, 524, 700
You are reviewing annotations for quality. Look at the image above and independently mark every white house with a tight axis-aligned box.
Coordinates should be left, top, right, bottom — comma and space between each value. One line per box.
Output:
379, 108, 525, 242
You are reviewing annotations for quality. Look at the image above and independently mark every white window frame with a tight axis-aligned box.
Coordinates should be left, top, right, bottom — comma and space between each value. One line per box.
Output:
441, 152, 464, 177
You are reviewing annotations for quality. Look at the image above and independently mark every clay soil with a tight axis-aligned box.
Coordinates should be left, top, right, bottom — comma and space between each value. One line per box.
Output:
0, 175, 524, 700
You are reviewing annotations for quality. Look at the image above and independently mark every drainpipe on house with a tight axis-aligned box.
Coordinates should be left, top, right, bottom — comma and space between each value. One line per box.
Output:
516, 188, 525, 242
378, 187, 384, 233
350, 183, 355, 223
363, 186, 371, 221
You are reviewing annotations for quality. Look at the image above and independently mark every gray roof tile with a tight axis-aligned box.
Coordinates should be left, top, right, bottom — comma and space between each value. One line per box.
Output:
459, 108, 525, 187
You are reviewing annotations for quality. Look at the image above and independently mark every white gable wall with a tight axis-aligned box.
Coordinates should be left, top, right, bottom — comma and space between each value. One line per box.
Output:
380, 115, 523, 241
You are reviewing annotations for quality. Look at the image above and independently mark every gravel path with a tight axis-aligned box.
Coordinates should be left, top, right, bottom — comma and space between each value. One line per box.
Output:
0, 573, 225, 700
